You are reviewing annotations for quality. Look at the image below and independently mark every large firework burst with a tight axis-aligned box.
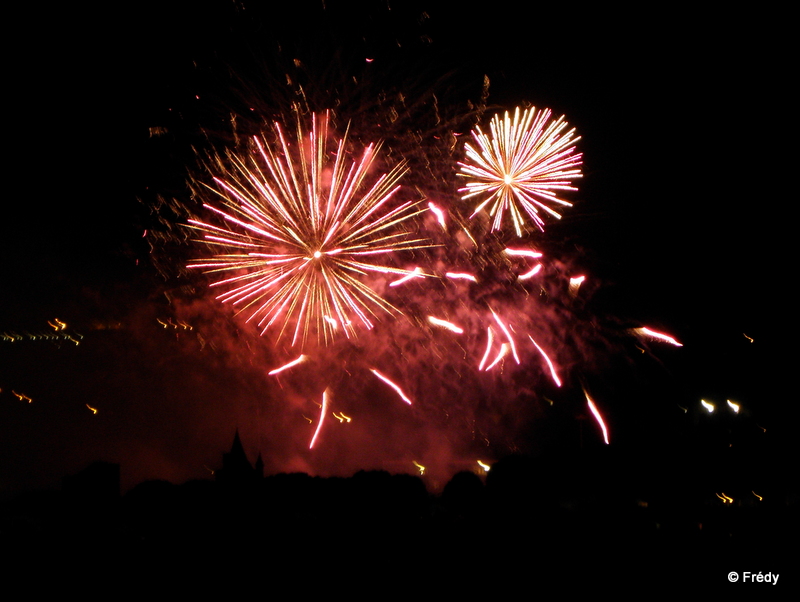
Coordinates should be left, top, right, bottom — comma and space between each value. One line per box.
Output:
458, 106, 583, 237
188, 110, 428, 347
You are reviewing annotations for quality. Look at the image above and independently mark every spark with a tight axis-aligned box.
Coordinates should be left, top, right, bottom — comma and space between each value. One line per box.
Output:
716, 492, 733, 504
268, 354, 307, 375
518, 264, 543, 281
445, 272, 477, 283
12, 391, 33, 403
484, 343, 509, 371
458, 106, 582, 236
427, 201, 446, 228
743, 332, 754, 342
478, 326, 495, 370
752, 491, 763, 501
389, 266, 423, 287
86, 404, 98, 415
529, 336, 561, 387
568, 275, 585, 296
48, 318, 67, 331
585, 390, 609, 444
726, 399, 740, 414
504, 247, 543, 259
491, 310, 520, 364
634, 327, 683, 347
428, 316, 464, 334
309, 388, 330, 449
477, 460, 491, 472
370, 369, 413, 404
413, 461, 425, 475
188, 110, 428, 347
701, 399, 715, 413
333, 412, 351, 423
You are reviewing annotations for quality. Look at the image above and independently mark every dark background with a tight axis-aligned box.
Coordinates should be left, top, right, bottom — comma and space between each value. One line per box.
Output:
2, 1, 793, 496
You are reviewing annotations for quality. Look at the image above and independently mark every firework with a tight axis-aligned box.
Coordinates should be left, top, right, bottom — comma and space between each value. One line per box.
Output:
188, 111, 429, 347
458, 106, 582, 236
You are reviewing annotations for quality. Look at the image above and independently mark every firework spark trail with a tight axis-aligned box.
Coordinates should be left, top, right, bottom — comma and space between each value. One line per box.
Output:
529, 335, 562, 387
458, 106, 582, 236
188, 110, 429, 348
370, 369, 413, 405
309, 388, 330, 449
634, 327, 683, 347
268, 354, 307, 375
585, 390, 609, 444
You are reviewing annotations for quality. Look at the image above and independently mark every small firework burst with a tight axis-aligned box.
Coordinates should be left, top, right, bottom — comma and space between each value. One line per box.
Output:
458, 106, 582, 236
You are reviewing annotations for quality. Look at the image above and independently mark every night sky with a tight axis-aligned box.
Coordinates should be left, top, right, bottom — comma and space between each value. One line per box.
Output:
2, 1, 793, 496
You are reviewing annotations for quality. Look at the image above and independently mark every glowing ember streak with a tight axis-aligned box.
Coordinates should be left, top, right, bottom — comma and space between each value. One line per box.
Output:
86, 404, 98, 415
268, 354, 307, 375
701, 399, 715, 413
12, 391, 32, 403
568, 275, 585, 296
726, 399, 740, 414
485, 343, 509, 371
389, 266, 423, 287
427, 201, 446, 228
518, 264, 543, 281
716, 492, 733, 504
491, 311, 520, 364
48, 318, 67, 331
529, 336, 561, 387
333, 412, 351, 423
188, 110, 429, 347
309, 389, 330, 449
477, 460, 491, 472
370, 369, 413, 404
743, 332, 754, 343
458, 106, 582, 236
635, 327, 683, 347
445, 272, 477, 283
504, 248, 543, 259
413, 461, 425, 475
752, 491, 763, 501
585, 391, 609, 444
478, 327, 495, 370
427, 316, 464, 334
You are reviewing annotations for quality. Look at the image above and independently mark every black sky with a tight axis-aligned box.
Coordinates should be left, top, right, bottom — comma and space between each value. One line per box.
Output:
2, 1, 794, 495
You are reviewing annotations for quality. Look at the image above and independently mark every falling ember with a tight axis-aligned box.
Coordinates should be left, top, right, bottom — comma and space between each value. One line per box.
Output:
86, 404, 98, 415
484, 343, 509, 371
752, 491, 763, 501
309, 389, 330, 449
413, 461, 425, 475
634, 327, 683, 347
491, 310, 520, 364
701, 399, 715, 413
370, 369, 413, 405
428, 316, 464, 334
477, 460, 491, 472
188, 109, 429, 347
716, 492, 734, 504
478, 326, 495, 370
726, 399, 740, 414
568, 275, 585, 296
458, 106, 582, 236
585, 390, 609, 444
518, 264, 543, 281
12, 391, 32, 403
268, 354, 307, 375
445, 272, 477, 283
743, 333, 754, 343
428, 202, 446, 229
389, 266, 423, 287
529, 336, 562, 387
